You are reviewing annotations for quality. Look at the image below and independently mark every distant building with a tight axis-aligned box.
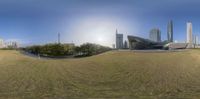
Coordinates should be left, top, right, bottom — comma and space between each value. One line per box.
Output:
149, 28, 161, 42
112, 44, 115, 49
194, 35, 199, 48
0, 38, 4, 48
167, 20, 173, 42
6, 41, 18, 48
123, 40, 128, 49
0, 38, 19, 49
116, 29, 123, 49
187, 22, 193, 48
196, 36, 199, 46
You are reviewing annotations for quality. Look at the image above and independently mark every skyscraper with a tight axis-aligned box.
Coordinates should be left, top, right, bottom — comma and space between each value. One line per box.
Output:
58, 33, 60, 44
167, 20, 173, 42
196, 36, 199, 46
194, 35, 199, 48
187, 22, 193, 48
149, 28, 161, 42
116, 29, 123, 49
123, 40, 128, 49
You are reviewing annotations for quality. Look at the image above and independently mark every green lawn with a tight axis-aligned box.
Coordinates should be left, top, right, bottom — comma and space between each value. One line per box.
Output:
0, 50, 200, 99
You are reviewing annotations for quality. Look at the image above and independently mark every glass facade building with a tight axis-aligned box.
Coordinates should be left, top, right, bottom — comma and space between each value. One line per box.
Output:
116, 30, 123, 49
187, 22, 193, 48
167, 20, 173, 42
149, 28, 161, 42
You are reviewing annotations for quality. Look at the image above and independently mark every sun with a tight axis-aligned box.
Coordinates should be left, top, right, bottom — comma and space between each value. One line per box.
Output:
70, 16, 122, 47
97, 37, 103, 42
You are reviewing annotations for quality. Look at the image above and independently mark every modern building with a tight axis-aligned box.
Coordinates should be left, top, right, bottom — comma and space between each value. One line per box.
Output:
123, 40, 128, 49
112, 44, 115, 49
128, 35, 187, 50
194, 35, 199, 48
0, 38, 4, 48
149, 28, 161, 42
6, 41, 18, 48
196, 36, 199, 46
187, 22, 193, 48
164, 43, 188, 50
0, 37, 19, 49
128, 35, 164, 50
167, 20, 173, 42
116, 29, 123, 49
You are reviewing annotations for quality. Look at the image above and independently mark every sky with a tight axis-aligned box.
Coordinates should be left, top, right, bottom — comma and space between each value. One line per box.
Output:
0, 0, 200, 47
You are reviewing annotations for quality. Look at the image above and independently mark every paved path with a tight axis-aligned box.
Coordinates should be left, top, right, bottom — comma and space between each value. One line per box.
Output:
117, 49, 189, 53
20, 51, 74, 60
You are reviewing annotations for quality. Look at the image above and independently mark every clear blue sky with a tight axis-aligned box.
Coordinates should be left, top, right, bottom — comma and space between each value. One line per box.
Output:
0, 0, 200, 47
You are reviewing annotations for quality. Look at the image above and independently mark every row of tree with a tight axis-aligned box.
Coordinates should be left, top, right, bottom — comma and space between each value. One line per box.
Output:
24, 43, 111, 57
74, 43, 111, 57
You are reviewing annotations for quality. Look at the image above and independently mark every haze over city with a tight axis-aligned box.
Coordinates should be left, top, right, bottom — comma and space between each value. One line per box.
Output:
1, 0, 200, 47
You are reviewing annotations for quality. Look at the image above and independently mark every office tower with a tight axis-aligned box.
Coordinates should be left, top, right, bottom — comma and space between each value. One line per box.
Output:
116, 29, 123, 49
123, 40, 128, 49
58, 33, 60, 44
167, 20, 173, 42
196, 36, 199, 46
194, 35, 199, 48
187, 22, 193, 48
112, 44, 115, 49
149, 28, 161, 42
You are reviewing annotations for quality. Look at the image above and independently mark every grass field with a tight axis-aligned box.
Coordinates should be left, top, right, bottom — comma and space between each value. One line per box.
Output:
0, 50, 200, 99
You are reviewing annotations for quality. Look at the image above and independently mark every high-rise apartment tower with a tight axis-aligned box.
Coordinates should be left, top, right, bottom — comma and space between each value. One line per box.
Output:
187, 22, 193, 48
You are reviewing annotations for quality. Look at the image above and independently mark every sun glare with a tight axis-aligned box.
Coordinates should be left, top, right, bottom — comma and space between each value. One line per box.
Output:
70, 16, 130, 47
97, 37, 103, 42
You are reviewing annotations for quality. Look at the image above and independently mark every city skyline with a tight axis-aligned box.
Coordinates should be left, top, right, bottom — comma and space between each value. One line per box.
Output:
1, 0, 200, 47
